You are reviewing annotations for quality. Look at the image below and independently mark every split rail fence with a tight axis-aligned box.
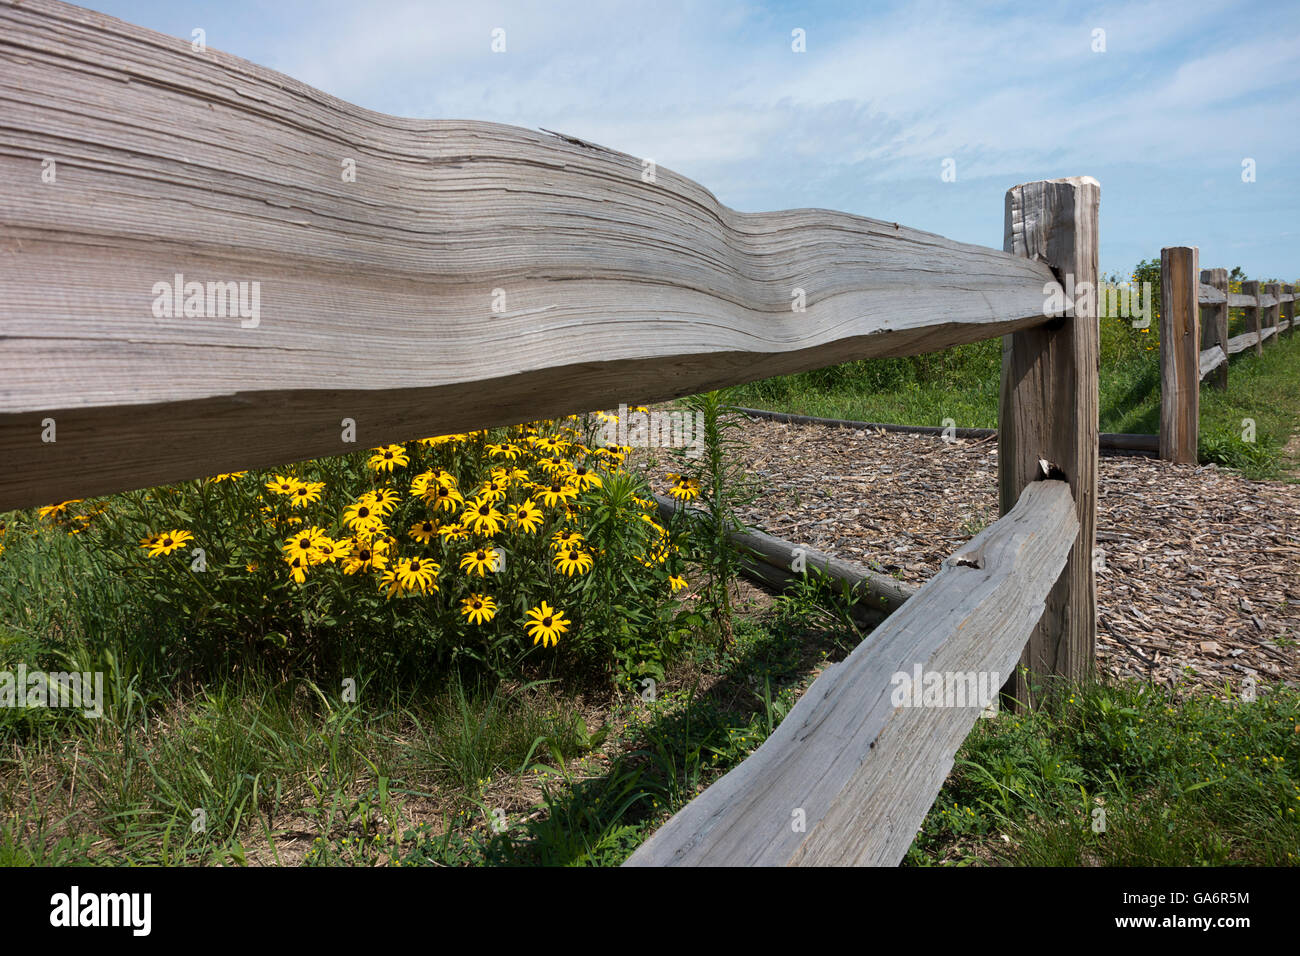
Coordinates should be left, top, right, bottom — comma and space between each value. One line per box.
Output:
1157, 252, 1295, 463
1, 0, 1102, 865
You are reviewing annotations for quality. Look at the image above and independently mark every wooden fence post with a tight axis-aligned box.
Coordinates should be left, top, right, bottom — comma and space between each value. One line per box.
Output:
1160, 247, 1200, 462
1201, 267, 1229, 390
1242, 280, 1262, 356
1285, 284, 1295, 338
1266, 282, 1282, 344
999, 177, 1099, 707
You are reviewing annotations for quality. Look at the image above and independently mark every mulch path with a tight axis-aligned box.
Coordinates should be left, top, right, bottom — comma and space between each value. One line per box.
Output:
641, 414, 1300, 694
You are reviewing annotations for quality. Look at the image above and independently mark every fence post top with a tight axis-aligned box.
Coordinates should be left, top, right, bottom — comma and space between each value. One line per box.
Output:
1007, 175, 1100, 193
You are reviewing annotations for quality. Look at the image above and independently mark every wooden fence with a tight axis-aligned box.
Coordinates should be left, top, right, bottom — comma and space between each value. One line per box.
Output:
0, 0, 1102, 865
1158, 250, 1294, 462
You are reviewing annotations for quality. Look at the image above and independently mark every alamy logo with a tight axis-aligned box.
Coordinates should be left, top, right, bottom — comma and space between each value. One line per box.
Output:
151, 273, 260, 327
0, 665, 102, 718
49, 886, 151, 936
599, 404, 705, 458
890, 664, 1000, 711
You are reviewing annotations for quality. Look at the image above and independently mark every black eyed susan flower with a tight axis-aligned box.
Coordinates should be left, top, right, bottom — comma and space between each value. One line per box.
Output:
343, 497, 381, 531
209, 471, 248, 483
486, 442, 522, 460
369, 487, 401, 515
525, 601, 570, 648
668, 574, 688, 592
551, 529, 584, 551
367, 444, 410, 473
668, 474, 701, 501
422, 483, 464, 513
266, 475, 299, 496
460, 593, 497, 625
285, 553, 310, 584
463, 498, 503, 535
437, 520, 472, 543
553, 547, 593, 577
534, 435, 567, 455
459, 547, 499, 577
396, 556, 440, 594
565, 464, 602, 491
145, 529, 193, 558
312, 535, 350, 565
537, 479, 579, 508
509, 499, 544, 534
409, 470, 435, 498
537, 455, 570, 476
283, 526, 327, 559
476, 479, 509, 502
342, 537, 388, 575
289, 480, 326, 508
407, 518, 438, 544
37, 500, 83, 521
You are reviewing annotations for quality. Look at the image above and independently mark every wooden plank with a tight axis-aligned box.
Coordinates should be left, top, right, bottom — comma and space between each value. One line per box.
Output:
1160, 247, 1200, 462
1242, 281, 1263, 357
998, 177, 1099, 706
1227, 292, 1258, 307
1201, 268, 1229, 390
1199, 345, 1227, 380
0, 0, 1060, 513
1285, 285, 1295, 338
651, 494, 915, 626
624, 480, 1078, 866
1198, 282, 1227, 306
1226, 326, 1277, 354
1266, 283, 1282, 342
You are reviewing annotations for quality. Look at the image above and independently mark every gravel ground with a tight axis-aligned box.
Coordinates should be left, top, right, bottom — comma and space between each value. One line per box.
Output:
642, 413, 1300, 694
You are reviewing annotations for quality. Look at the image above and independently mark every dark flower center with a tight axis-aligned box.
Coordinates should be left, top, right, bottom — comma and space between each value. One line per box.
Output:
472, 601, 482, 609
476, 551, 486, 561
162, 537, 173, 547
542, 616, 553, 627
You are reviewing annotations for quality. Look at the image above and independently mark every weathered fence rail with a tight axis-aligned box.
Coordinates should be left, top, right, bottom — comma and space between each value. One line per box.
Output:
1156, 250, 1295, 462
627, 479, 1078, 866
2, 0, 1101, 864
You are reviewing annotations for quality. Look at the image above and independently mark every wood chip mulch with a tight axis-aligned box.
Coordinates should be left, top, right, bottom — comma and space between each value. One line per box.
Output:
640, 415, 1300, 694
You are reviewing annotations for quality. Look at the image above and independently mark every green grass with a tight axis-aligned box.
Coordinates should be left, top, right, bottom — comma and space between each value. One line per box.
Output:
908, 678, 1300, 866
729, 322, 1300, 480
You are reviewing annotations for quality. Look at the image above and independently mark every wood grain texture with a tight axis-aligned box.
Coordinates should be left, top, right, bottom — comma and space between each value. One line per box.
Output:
1285, 285, 1295, 338
1198, 345, 1227, 381
624, 480, 1078, 866
1197, 282, 1227, 306
1226, 326, 1279, 354
1266, 283, 1282, 339
997, 177, 1099, 706
1200, 268, 1229, 390
0, 0, 1059, 512
1160, 247, 1199, 463
1242, 281, 1263, 357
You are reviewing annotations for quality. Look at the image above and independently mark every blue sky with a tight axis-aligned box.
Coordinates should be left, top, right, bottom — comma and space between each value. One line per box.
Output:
84, 0, 1300, 279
